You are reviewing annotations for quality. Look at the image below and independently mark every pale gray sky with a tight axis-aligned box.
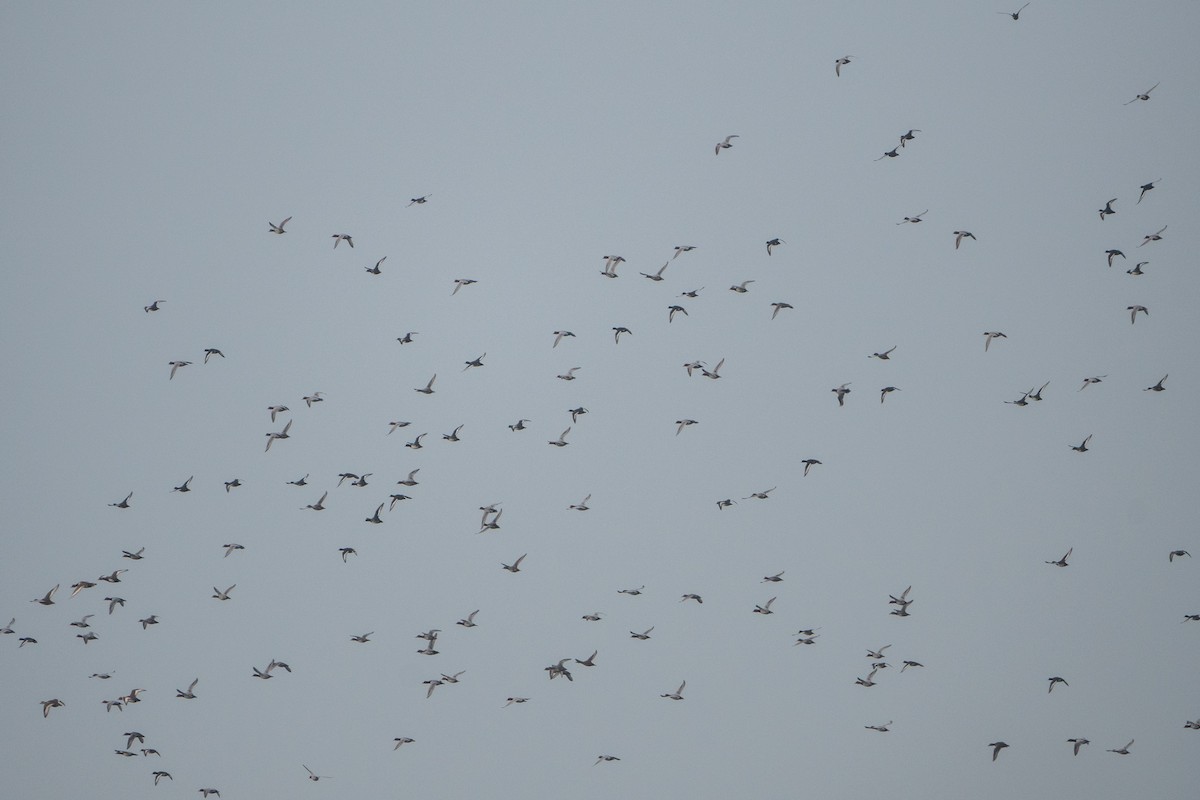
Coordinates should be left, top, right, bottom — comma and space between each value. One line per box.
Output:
2, 2, 1197, 798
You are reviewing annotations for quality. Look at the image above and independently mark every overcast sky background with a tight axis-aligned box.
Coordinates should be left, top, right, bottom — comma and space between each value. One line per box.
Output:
2, 2, 1198, 798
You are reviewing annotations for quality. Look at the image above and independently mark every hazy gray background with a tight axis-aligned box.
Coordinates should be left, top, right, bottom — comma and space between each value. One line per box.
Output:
2, 2, 1197, 797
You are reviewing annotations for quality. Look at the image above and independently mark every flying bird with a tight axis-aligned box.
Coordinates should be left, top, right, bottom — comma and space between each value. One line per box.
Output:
1145, 375, 1167, 392
1045, 547, 1073, 567
552, 330, 575, 347
168, 361, 191, 380
870, 346, 896, 360
769, 302, 793, 319
1127, 305, 1148, 323
548, 427, 571, 447
675, 419, 698, 435
1136, 179, 1161, 204
953, 230, 976, 249
303, 766, 331, 781
1070, 435, 1093, 453
600, 255, 623, 278
701, 358, 725, 379
766, 238, 784, 255
835, 56, 853, 76
407, 195, 431, 206
144, 300, 164, 312
212, 585, 235, 601
176, 679, 199, 699
661, 680, 686, 700
302, 392, 324, 407
1138, 225, 1166, 246
109, 492, 133, 509
32, 584, 59, 605
203, 348, 224, 363
1124, 83, 1159, 104
502, 554, 527, 573
714, 134, 739, 155
268, 216, 291, 234
640, 263, 668, 281
1078, 375, 1106, 391
1107, 740, 1134, 755
998, 2, 1030, 19
989, 742, 1009, 761
669, 305, 688, 323
331, 233, 354, 248
415, 374, 437, 394
264, 420, 292, 451
1068, 738, 1090, 756
1168, 550, 1190, 562
880, 386, 901, 403
897, 210, 927, 224
1098, 198, 1117, 220
856, 669, 880, 687
832, 383, 851, 406
451, 278, 477, 295
365, 257, 385, 275
1048, 676, 1068, 692
1105, 249, 1126, 267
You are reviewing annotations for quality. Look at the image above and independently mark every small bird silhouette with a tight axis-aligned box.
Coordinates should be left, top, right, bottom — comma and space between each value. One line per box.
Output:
714, 134, 739, 155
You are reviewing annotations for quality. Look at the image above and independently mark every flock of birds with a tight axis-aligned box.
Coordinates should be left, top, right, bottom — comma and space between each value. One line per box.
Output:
8, 5, 1195, 796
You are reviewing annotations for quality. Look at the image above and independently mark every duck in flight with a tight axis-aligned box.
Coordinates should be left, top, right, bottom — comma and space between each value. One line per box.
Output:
1124, 83, 1159, 104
